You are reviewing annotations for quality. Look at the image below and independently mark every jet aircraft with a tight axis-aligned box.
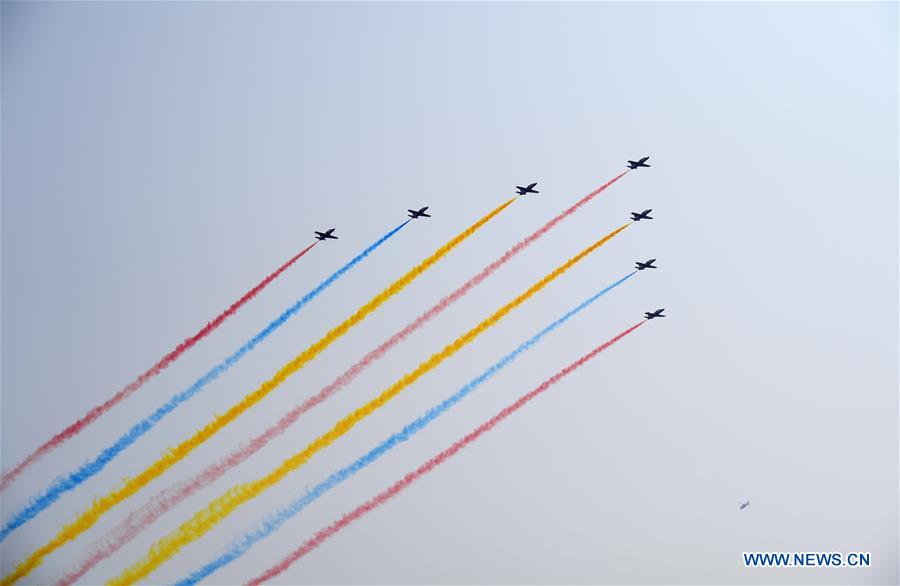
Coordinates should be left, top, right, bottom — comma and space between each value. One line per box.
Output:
631, 209, 653, 221
314, 228, 338, 241
635, 259, 657, 271
627, 156, 651, 169
739, 500, 750, 510
408, 206, 431, 219
516, 182, 539, 195
644, 308, 665, 320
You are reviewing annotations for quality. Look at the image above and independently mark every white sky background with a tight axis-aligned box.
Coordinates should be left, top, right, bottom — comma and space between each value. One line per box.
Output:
1, 2, 897, 584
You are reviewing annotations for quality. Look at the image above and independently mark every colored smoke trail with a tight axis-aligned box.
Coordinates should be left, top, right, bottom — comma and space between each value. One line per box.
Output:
251, 320, 645, 585
0, 224, 403, 583
107, 221, 628, 585
315, 170, 630, 410
58, 171, 630, 585
0, 241, 318, 493
4, 199, 514, 586
176, 270, 637, 585
0, 224, 405, 542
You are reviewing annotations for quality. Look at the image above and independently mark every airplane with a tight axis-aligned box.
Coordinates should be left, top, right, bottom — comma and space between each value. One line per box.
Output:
627, 156, 651, 169
635, 259, 657, 271
408, 206, 431, 219
515, 182, 539, 195
631, 209, 653, 221
314, 228, 338, 241
644, 308, 665, 320
739, 500, 750, 511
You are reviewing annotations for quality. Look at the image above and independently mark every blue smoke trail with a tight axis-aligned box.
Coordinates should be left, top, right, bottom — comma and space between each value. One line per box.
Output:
0, 221, 411, 541
175, 270, 636, 585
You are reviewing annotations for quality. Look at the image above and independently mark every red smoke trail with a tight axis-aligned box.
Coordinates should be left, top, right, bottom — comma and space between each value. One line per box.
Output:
249, 320, 645, 585
1, 241, 318, 493
54, 171, 629, 584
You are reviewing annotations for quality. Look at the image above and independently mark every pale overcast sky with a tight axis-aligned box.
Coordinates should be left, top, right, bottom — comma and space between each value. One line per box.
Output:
2, 2, 897, 584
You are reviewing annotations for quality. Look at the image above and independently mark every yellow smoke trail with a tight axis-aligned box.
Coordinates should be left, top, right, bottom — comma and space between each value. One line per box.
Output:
2, 198, 516, 586
109, 221, 630, 585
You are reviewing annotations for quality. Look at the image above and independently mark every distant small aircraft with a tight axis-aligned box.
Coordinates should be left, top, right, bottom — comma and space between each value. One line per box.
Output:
739, 500, 750, 510
408, 206, 431, 219
516, 182, 539, 195
644, 308, 665, 320
635, 259, 657, 271
631, 209, 653, 221
314, 228, 338, 241
627, 156, 651, 169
